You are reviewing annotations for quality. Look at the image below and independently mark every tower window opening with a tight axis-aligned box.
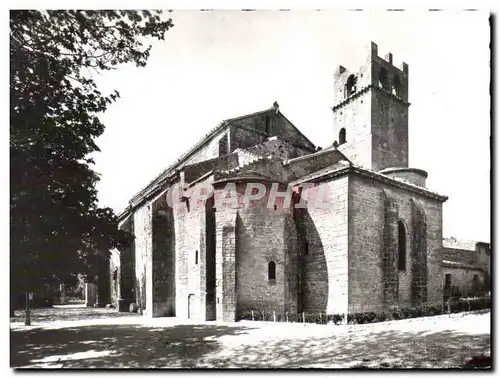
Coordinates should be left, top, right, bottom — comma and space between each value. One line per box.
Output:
378, 67, 389, 90
398, 220, 406, 271
345, 74, 357, 98
268, 261, 276, 281
339, 128, 346, 145
392, 74, 402, 97
218, 134, 228, 156
195, 250, 199, 265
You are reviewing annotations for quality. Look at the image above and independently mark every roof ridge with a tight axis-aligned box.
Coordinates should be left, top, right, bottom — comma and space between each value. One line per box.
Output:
129, 119, 229, 204
350, 164, 447, 200
223, 107, 273, 123
130, 107, 278, 205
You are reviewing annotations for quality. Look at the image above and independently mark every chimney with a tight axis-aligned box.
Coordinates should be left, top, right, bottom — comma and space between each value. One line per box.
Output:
272, 101, 279, 114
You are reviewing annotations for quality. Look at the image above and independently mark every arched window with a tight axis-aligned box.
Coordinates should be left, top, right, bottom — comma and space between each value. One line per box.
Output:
195, 250, 199, 265
379, 67, 389, 90
339, 128, 346, 145
268, 261, 276, 281
345, 74, 357, 97
398, 221, 406, 271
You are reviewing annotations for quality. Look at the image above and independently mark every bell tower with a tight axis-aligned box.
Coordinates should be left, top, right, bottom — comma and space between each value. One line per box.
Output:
332, 42, 410, 172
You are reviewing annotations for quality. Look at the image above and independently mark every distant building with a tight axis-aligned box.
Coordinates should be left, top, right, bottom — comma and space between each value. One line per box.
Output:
442, 238, 491, 300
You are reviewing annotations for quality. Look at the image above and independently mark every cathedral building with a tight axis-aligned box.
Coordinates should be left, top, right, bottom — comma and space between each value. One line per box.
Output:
108, 42, 450, 321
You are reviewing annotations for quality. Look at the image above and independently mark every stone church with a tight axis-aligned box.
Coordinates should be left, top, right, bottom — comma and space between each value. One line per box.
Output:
107, 42, 449, 321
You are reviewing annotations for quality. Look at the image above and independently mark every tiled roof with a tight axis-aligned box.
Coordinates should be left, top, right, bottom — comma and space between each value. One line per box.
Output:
289, 160, 351, 185
442, 260, 483, 270
288, 158, 448, 202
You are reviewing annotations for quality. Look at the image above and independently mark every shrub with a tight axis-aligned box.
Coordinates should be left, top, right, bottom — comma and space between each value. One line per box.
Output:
398, 307, 411, 319
374, 311, 388, 322
237, 296, 490, 326
327, 314, 344, 324
424, 305, 441, 316
306, 313, 326, 324
390, 309, 401, 320
237, 310, 253, 321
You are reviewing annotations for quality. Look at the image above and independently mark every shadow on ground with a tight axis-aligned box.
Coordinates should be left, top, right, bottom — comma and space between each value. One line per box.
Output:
198, 328, 490, 369
11, 323, 254, 368
10, 320, 490, 369
10, 307, 139, 323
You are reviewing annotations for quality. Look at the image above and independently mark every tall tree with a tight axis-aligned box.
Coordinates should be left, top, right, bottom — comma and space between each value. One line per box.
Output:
10, 10, 174, 307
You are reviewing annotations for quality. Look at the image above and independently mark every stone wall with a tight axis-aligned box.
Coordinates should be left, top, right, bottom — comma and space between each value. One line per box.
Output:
215, 206, 237, 321
234, 200, 290, 313
245, 137, 311, 160
133, 205, 152, 311
109, 250, 120, 306
229, 111, 315, 152
347, 176, 383, 313
443, 248, 475, 265
410, 199, 428, 305
172, 181, 204, 320
97, 255, 111, 306
205, 181, 300, 320
369, 48, 409, 171
236, 208, 286, 313
286, 148, 348, 181
116, 216, 136, 311
443, 266, 485, 297
371, 89, 409, 171
182, 128, 231, 166
274, 113, 316, 150
204, 197, 217, 320
348, 173, 444, 312
475, 243, 491, 290
130, 126, 232, 209
333, 42, 409, 171
335, 95, 372, 168
230, 156, 290, 183
183, 153, 239, 184
151, 203, 176, 317
230, 123, 268, 152
284, 210, 298, 315
442, 241, 490, 292
299, 176, 349, 314
381, 191, 399, 308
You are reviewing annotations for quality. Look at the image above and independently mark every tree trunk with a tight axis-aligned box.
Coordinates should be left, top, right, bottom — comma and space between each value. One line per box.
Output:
25, 291, 31, 326
10, 291, 15, 317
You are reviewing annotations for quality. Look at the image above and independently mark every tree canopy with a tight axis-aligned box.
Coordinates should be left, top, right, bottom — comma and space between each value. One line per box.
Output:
10, 10, 174, 293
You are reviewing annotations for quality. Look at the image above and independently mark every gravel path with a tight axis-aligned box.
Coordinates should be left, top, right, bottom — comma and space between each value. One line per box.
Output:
10, 306, 491, 369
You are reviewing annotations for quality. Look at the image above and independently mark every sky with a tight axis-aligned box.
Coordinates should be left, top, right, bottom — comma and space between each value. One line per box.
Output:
91, 10, 491, 243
